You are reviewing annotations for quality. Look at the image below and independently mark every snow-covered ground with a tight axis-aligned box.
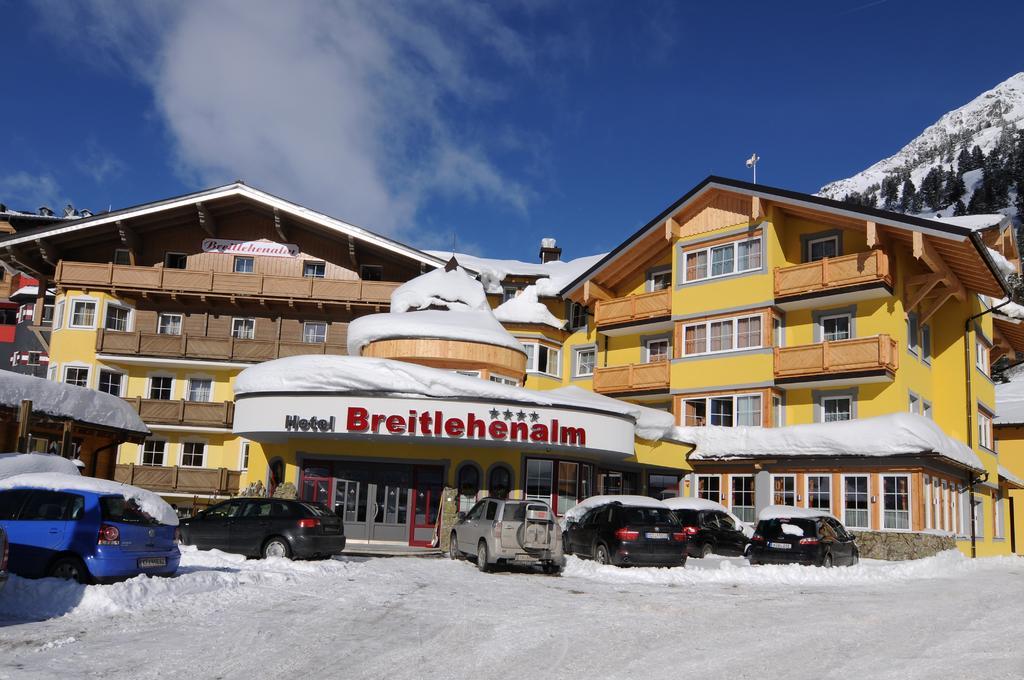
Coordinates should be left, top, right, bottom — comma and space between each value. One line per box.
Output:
1, 547, 1022, 679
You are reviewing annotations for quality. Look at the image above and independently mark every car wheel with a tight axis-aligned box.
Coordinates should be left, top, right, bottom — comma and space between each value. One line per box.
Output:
476, 541, 490, 573
595, 544, 611, 566
449, 533, 461, 560
562, 531, 573, 556
850, 549, 860, 566
542, 563, 562, 576
821, 552, 834, 568
262, 537, 292, 560
48, 556, 89, 583
699, 543, 713, 559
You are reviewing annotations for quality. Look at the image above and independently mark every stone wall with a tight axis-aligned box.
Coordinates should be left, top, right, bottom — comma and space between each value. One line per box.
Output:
437, 487, 460, 552
854, 531, 956, 560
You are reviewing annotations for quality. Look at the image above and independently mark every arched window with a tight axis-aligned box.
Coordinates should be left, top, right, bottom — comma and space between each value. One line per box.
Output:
488, 465, 512, 500
457, 464, 481, 511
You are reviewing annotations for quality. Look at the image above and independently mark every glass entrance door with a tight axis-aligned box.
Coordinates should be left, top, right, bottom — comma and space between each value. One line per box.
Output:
332, 478, 369, 542
368, 483, 409, 542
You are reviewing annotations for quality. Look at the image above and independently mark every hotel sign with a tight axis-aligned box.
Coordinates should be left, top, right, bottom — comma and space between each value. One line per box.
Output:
201, 238, 300, 258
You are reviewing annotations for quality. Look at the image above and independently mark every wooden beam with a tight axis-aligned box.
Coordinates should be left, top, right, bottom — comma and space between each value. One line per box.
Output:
273, 207, 288, 241
750, 195, 764, 221
5, 245, 46, 278
912, 231, 966, 303
196, 202, 217, 237
906, 272, 944, 312
583, 280, 613, 303
920, 288, 957, 325
35, 239, 61, 267
116, 220, 141, 264
664, 216, 680, 241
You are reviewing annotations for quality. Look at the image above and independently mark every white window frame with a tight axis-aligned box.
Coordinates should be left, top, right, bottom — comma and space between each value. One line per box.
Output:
909, 392, 921, 415
140, 439, 168, 467
453, 370, 481, 378
805, 474, 832, 513
233, 256, 255, 274
881, 473, 912, 531
682, 237, 761, 283
62, 363, 91, 388
770, 474, 796, 506
523, 342, 561, 377
231, 317, 256, 341
239, 440, 251, 471
647, 267, 672, 292
47, 362, 59, 381
907, 312, 920, 355
772, 394, 784, 427
806, 235, 839, 262
147, 374, 175, 401
186, 376, 214, 403
180, 440, 207, 468
923, 401, 933, 420
975, 338, 990, 376
303, 321, 328, 344
303, 261, 326, 279
820, 395, 853, 423
842, 473, 872, 530
68, 296, 99, 330
683, 393, 762, 427
695, 474, 722, 503
683, 313, 763, 356
978, 407, 993, 450
566, 302, 587, 331
819, 313, 852, 342
488, 373, 518, 386
157, 312, 183, 336
96, 368, 126, 397
573, 346, 596, 377
643, 337, 671, 363
53, 299, 65, 331
923, 474, 932, 530
103, 300, 134, 333
730, 475, 755, 523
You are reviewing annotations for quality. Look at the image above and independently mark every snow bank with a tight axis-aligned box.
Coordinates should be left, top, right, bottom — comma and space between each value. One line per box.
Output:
0, 472, 178, 526
390, 265, 490, 313
759, 505, 837, 521
493, 285, 565, 328
347, 309, 526, 355
0, 372, 149, 436
563, 494, 666, 524
0, 452, 82, 479
676, 412, 981, 471
426, 251, 606, 296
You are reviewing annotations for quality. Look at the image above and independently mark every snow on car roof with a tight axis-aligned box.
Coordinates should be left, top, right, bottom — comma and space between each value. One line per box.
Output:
0, 452, 82, 480
662, 496, 729, 513
758, 505, 837, 522
563, 494, 667, 523
0, 472, 179, 526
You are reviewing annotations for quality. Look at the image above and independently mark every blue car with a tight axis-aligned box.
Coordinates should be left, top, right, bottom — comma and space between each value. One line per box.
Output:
0, 487, 180, 583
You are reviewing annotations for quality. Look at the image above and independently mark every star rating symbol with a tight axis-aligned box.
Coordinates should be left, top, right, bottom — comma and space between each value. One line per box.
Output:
489, 408, 500, 419
529, 411, 540, 422
516, 410, 527, 421
503, 409, 514, 420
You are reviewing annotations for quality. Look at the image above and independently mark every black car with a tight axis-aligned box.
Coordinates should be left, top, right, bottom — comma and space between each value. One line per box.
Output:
747, 513, 859, 567
671, 508, 749, 558
564, 502, 687, 567
180, 498, 345, 560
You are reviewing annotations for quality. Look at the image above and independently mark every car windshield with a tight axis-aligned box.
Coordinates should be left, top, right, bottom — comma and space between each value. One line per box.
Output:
300, 502, 334, 517
672, 509, 701, 525
620, 507, 678, 525
759, 518, 817, 540
100, 496, 160, 525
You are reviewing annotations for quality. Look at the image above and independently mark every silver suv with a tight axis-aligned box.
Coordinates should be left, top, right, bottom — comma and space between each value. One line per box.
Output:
449, 498, 564, 574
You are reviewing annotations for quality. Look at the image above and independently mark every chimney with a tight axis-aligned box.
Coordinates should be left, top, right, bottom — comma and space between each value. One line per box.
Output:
39, 206, 54, 217
63, 204, 77, 218
539, 237, 561, 263
79, 209, 93, 218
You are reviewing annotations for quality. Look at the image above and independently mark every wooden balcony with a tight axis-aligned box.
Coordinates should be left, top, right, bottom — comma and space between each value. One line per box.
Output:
594, 289, 671, 332
592, 360, 671, 395
115, 463, 241, 497
55, 261, 400, 306
96, 329, 347, 363
774, 250, 892, 309
774, 334, 898, 386
125, 397, 234, 428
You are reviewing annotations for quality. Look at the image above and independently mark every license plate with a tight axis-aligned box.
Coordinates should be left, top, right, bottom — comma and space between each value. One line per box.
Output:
138, 557, 167, 568
646, 532, 668, 539
768, 542, 791, 550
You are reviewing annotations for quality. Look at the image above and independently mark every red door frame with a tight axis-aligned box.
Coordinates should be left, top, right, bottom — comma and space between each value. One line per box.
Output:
409, 465, 444, 547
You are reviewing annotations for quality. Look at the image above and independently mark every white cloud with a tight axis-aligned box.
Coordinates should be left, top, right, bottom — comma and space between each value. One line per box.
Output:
75, 139, 127, 183
0, 172, 62, 212
30, 0, 545, 242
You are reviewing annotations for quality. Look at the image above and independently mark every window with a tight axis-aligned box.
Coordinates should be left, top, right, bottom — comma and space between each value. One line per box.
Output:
566, 302, 587, 331
164, 252, 187, 269
976, 339, 990, 376
648, 473, 680, 501
48, 363, 59, 381
574, 346, 596, 377
187, 378, 213, 402
923, 401, 933, 420
69, 299, 97, 328
648, 268, 671, 292
557, 462, 580, 514
231, 317, 255, 340
457, 464, 481, 512
921, 324, 932, 363
63, 365, 89, 387
907, 313, 919, 355
683, 237, 761, 282
821, 395, 852, 422
502, 286, 518, 302
773, 315, 784, 347
97, 370, 124, 396
141, 440, 166, 466
149, 376, 173, 400
736, 395, 761, 426
772, 394, 784, 427
772, 475, 795, 505
645, 337, 670, 363
844, 475, 870, 529
239, 441, 251, 471
696, 475, 721, 502
42, 303, 54, 325
978, 408, 993, 450
807, 475, 831, 512
525, 459, 553, 504
454, 370, 480, 378
710, 397, 733, 426
488, 374, 518, 386
736, 316, 762, 348
524, 343, 561, 377
303, 321, 327, 344
303, 261, 326, 278
683, 399, 707, 426
488, 465, 512, 500
233, 256, 254, 273
27, 351, 41, 366
731, 476, 755, 522
685, 394, 761, 427
683, 314, 762, 355
53, 299, 65, 331
923, 475, 933, 530
104, 303, 131, 332
709, 320, 733, 352
909, 392, 920, 414
180, 442, 206, 468
994, 492, 1004, 539
882, 475, 910, 530
158, 313, 182, 336
806, 236, 839, 262
820, 314, 851, 342
360, 264, 383, 281
113, 248, 131, 265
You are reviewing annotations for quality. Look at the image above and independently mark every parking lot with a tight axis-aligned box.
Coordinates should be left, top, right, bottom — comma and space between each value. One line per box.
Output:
1, 547, 1023, 680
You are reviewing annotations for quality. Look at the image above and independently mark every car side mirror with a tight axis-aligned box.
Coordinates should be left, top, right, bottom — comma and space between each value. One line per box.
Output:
457, 512, 466, 521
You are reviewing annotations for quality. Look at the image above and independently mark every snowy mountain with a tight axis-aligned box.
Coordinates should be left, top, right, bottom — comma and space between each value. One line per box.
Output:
818, 72, 1024, 221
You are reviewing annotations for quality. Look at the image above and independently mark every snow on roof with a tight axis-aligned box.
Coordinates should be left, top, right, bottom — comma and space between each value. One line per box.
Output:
931, 215, 1009, 232
676, 412, 981, 471
545, 386, 675, 441
493, 285, 565, 329
347, 309, 526, 355
0, 472, 178, 526
995, 367, 1024, 425
426, 251, 606, 295
0, 372, 149, 436
563, 494, 667, 524
994, 297, 1024, 321
999, 465, 1024, 488
0, 453, 82, 480
390, 265, 490, 313
758, 505, 837, 521
986, 248, 1016, 278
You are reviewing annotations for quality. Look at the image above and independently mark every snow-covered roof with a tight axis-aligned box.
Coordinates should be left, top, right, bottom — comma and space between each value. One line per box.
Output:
0, 452, 82, 480
758, 505, 838, 521
0, 372, 149, 436
0, 472, 178, 526
493, 285, 565, 329
545, 386, 676, 441
347, 309, 526, 355
390, 265, 490, 313
677, 412, 982, 471
999, 465, 1024, 488
986, 248, 1017, 278
563, 494, 667, 523
995, 367, 1024, 425
426, 250, 605, 296
932, 215, 1009, 232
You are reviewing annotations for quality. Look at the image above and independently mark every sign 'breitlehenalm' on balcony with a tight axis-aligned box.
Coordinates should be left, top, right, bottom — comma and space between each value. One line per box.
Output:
201, 238, 300, 258
233, 394, 637, 458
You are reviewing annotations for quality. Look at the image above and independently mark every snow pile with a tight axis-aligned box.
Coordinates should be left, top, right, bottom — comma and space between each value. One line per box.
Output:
986, 247, 1016, 277
759, 505, 837, 521
347, 309, 526, 355
426, 250, 606, 296
0, 452, 82, 479
662, 496, 753, 536
0, 372, 149, 436
390, 265, 489, 313
676, 412, 981, 470
563, 494, 667, 524
493, 285, 565, 328
0, 472, 178, 526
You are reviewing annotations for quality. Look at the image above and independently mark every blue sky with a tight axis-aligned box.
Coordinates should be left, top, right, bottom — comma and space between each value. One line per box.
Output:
3, 0, 1023, 260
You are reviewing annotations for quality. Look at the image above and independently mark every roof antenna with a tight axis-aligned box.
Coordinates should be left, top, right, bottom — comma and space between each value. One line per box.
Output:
746, 153, 760, 184
450, 230, 457, 257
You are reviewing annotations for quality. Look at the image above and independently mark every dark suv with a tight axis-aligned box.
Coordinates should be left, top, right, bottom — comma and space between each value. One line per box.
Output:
564, 501, 687, 567
748, 513, 858, 567
670, 507, 749, 558
180, 498, 345, 559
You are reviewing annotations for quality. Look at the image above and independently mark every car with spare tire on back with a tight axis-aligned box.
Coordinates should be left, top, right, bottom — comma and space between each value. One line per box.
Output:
449, 498, 564, 574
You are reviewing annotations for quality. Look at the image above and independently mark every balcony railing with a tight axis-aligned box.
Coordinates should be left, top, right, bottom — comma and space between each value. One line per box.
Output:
125, 397, 234, 428
592, 360, 671, 394
96, 329, 347, 363
115, 463, 241, 497
55, 261, 400, 305
774, 334, 898, 380
594, 289, 671, 327
774, 250, 892, 299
